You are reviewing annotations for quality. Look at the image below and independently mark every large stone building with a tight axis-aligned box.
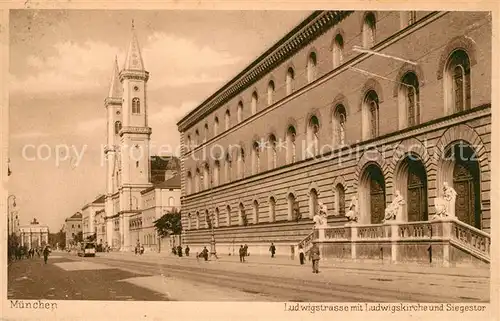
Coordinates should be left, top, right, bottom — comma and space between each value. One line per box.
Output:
177, 11, 491, 258
103, 24, 181, 252
65, 212, 82, 247
81, 194, 105, 240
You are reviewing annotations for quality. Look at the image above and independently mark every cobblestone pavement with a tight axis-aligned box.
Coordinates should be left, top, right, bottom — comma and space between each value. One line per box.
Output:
7, 254, 168, 301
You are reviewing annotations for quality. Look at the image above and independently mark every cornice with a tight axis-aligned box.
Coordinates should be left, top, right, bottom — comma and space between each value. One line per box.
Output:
119, 69, 149, 82
119, 126, 152, 136
177, 11, 353, 131
104, 97, 122, 107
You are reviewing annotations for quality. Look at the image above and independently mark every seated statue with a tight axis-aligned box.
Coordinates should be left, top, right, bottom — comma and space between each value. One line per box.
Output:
384, 190, 405, 222
345, 196, 359, 223
432, 182, 457, 220
313, 202, 328, 228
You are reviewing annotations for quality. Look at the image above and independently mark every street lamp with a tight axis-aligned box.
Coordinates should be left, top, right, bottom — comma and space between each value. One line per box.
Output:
7, 195, 16, 237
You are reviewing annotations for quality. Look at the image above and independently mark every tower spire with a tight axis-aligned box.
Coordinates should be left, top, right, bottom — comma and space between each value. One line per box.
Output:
108, 55, 122, 98
123, 21, 145, 71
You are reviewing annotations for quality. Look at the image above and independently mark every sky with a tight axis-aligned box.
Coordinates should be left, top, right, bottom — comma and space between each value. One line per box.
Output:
8, 9, 311, 232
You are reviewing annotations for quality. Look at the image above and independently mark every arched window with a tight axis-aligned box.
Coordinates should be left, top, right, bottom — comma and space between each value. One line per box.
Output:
114, 121, 122, 135
363, 90, 380, 139
267, 81, 275, 106
252, 141, 261, 175
251, 92, 258, 115
237, 101, 243, 123
226, 205, 231, 226
225, 110, 231, 131
286, 67, 295, 95
214, 117, 219, 136
307, 52, 317, 83
187, 213, 192, 230
333, 34, 344, 68
194, 129, 200, 146
195, 211, 200, 229
309, 189, 318, 218
362, 12, 376, 48
269, 197, 276, 222
186, 171, 192, 194
333, 105, 347, 146
186, 135, 192, 151
335, 184, 346, 216
286, 125, 297, 164
203, 163, 210, 190
445, 49, 471, 114
307, 116, 320, 156
398, 72, 420, 128
225, 152, 232, 183
168, 197, 174, 206
253, 200, 259, 224
132, 97, 140, 114
238, 203, 247, 226
268, 134, 277, 170
287, 193, 296, 221
237, 147, 245, 179
204, 123, 209, 142
214, 160, 220, 186
214, 207, 220, 227
195, 168, 201, 193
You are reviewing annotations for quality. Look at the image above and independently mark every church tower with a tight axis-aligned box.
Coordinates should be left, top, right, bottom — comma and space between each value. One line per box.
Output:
104, 56, 122, 248
117, 22, 152, 250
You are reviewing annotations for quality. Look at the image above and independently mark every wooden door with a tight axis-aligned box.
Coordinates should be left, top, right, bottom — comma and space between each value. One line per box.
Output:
407, 161, 428, 222
453, 162, 479, 228
370, 170, 386, 224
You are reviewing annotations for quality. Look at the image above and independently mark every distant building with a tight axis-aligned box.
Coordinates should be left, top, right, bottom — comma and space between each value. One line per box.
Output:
81, 194, 105, 240
101, 23, 181, 251
19, 218, 49, 249
65, 212, 82, 247
95, 209, 106, 246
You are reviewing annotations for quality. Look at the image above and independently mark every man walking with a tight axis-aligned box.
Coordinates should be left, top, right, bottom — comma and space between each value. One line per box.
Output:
43, 246, 51, 264
239, 245, 245, 262
269, 243, 276, 258
309, 242, 320, 273
298, 245, 305, 265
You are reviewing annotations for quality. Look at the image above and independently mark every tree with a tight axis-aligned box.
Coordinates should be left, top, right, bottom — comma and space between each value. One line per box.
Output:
153, 208, 182, 238
73, 231, 83, 243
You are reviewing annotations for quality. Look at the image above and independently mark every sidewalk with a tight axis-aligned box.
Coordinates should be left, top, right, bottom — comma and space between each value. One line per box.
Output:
100, 250, 490, 278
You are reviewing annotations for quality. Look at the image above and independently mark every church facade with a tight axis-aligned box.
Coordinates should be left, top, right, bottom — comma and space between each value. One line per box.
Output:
103, 25, 181, 252
177, 11, 491, 257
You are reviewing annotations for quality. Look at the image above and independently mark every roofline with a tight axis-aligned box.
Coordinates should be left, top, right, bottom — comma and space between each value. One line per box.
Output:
176, 11, 353, 131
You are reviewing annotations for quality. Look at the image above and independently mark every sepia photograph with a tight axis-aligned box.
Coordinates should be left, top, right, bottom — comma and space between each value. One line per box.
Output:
2, 4, 497, 320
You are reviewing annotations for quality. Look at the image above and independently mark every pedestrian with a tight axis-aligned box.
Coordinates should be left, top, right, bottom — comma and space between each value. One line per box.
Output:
309, 242, 320, 273
201, 246, 209, 261
177, 245, 183, 257
140, 244, 144, 255
185, 245, 190, 256
299, 245, 305, 265
269, 243, 276, 258
43, 246, 50, 264
239, 245, 245, 262
244, 244, 248, 257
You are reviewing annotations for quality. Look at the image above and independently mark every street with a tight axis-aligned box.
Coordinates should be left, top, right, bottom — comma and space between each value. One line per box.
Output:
8, 251, 490, 302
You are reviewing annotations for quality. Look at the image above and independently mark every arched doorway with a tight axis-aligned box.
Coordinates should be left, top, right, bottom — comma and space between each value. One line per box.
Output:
407, 158, 428, 222
451, 144, 481, 228
359, 163, 386, 224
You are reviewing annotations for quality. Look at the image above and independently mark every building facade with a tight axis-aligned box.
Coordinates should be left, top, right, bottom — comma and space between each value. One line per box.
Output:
65, 212, 82, 248
103, 24, 181, 251
19, 218, 49, 249
81, 195, 105, 240
177, 11, 491, 256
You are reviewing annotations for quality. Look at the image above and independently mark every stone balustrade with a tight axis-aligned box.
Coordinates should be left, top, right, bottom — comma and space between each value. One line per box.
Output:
315, 217, 490, 267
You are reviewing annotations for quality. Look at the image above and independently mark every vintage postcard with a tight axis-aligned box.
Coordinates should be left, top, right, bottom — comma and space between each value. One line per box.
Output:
1, 2, 498, 321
